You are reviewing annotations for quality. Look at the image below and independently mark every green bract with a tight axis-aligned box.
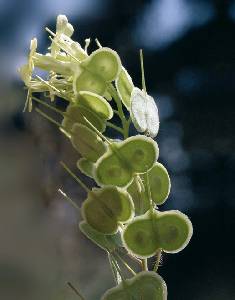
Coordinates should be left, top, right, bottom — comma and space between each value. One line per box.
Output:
102, 271, 167, 300
82, 186, 134, 234
130, 87, 159, 138
148, 162, 171, 205
115, 67, 134, 110
71, 124, 107, 162
123, 210, 193, 258
95, 136, 159, 187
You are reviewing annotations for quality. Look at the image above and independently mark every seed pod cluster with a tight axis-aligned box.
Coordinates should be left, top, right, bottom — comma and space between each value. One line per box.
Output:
19, 14, 193, 299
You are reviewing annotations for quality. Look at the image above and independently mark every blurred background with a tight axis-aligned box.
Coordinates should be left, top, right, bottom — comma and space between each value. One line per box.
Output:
0, 0, 235, 299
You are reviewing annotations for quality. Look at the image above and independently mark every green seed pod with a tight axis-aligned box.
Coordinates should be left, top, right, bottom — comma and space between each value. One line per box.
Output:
155, 210, 193, 253
77, 158, 94, 178
127, 176, 150, 215
94, 148, 133, 187
79, 221, 122, 252
76, 91, 113, 120
115, 67, 134, 110
74, 69, 107, 95
122, 213, 160, 258
62, 104, 106, 133
71, 124, 107, 162
95, 136, 158, 187
82, 186, 134, 234
130, 87, 159, 138
83, 48, 121, 82
118, 136, 159, 173
102, 271, 167, 300
148, 162, 171, 205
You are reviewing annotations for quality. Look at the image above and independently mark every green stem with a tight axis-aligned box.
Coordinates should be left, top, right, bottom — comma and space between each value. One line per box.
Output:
113, 252, 136, 276
106, 121, 124, 134
67, 282, 86, 300
58, 189, 80, 211
108, 83, 130, 139
60, 161, 90, 193
141, 259, 148, 271
153, 250, 162, 273
140, 49, 147, 95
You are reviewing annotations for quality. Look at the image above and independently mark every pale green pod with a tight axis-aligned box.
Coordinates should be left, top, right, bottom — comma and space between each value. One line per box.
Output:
82, 186, 134, 234
79, 221, 122, 252
155, 210, 193, 253
76, 91, 113, 120
83, 48, 121, 82
62, 104, 106, 133
77, 158, 94, 178
71, 124, 107, 162
115, 67, 134, 110
122, 213, 159, 258
94, 148, 133, 187
74, 69, 107, 95
130, 87, 159, 138
102, 271, 167, 300
118, 136, 159, 173
148, 162, 171, 205
127, 177, 150, 215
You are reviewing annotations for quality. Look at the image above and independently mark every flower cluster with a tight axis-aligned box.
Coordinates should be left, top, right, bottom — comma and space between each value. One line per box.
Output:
19, 15, 193, 300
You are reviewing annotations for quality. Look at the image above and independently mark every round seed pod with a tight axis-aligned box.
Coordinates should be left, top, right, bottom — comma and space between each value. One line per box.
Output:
77, 158, 94, 178
71, 124, 107, 162
84, 48, 121, 82
118, 136, 159, 173
155, 210, 193, 253
76, 91, 113, 120
130, 87, 159, 138
127, 177, 150, 215
95, 149, 133, 187
74, 69, 107, 95
148, 163, 171, 205
62, 104, 106, 133
82, 187, 134, 234
115, 67, 134, 110
102, 271, 167, 300
122, 213, 159, 258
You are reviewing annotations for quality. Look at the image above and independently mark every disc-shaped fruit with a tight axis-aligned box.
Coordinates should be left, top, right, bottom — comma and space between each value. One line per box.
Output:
76, 91, 113, 120
82, 187, 134, 234
148, 163, 171, 205
130, 87, 159, 138
71, 124, 107, 162
155, 210, 193, 253
62, 104, 106, 133
115, 67, 134, 110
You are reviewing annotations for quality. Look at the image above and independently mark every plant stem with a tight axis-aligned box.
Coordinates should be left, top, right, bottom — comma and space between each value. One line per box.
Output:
60, 161, 90, 193
67, 282, 86, 300
106, 121, 124, 134
113, 252, 136, 276
153, 250, 162, 273
141, 259, 148, 271
58, 189, 80, 211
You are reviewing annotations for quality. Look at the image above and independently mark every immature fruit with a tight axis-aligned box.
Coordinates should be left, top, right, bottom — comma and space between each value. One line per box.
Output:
62, 104, 106, 133
115, 67, 134, 110
102, 271, 167, 300
76, 91, 113, 120
95, 136, 158, 187
82, 186, 134, 234
84, 48, 121, 82
148, 162, 171, 205
77, 158, 94, 178
130, 87, 159, 138
123, 210, 193, 258
71, 124, 107, 162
